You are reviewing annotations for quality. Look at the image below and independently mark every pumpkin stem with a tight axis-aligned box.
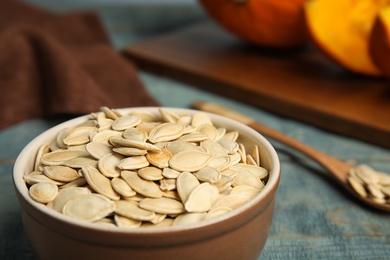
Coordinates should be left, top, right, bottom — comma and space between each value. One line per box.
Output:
232, 0, 248, 4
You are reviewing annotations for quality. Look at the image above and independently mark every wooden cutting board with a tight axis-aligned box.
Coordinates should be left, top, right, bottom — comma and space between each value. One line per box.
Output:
123, 21, 390, 149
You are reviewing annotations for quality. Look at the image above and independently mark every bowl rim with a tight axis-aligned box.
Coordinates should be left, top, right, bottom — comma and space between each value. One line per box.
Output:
13, 106, 280, 235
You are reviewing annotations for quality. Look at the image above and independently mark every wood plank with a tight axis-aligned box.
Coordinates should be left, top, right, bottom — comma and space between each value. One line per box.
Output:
123, 20, 390, 148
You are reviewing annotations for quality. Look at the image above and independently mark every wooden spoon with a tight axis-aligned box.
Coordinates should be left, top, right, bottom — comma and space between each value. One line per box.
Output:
192, 101, 390, 212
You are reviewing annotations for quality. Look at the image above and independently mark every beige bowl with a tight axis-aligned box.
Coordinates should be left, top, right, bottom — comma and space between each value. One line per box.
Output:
13, 107, 280, 260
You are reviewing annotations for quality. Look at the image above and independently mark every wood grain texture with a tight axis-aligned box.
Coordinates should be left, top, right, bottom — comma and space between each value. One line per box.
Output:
123, 21, 390, 148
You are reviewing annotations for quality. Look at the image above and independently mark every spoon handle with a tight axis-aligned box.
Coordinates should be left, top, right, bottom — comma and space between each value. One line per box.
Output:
192, 101, 351, 184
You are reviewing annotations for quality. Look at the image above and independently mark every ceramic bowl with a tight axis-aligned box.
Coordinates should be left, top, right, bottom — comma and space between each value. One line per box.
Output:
13, 107, 280, 260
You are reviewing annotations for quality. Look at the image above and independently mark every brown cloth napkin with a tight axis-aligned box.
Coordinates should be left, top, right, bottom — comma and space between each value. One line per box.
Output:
0, 0, 159, 129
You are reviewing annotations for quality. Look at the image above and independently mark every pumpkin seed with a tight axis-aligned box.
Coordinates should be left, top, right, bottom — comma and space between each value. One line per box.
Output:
121, 170, 162, 198
92, 130, 122, 144
230, 185, 260, 200
86, 142, 113, 159
146, 148, 172, 168
138, 166, 164, 181
29, 182, 58, 204
62, 194, 114, 222
114, 200, 155, 221
82, 166, 120, 201
123, 127, 148, 141
47, 187, 91, 212
169, 150, 212, 172
117, 155, 150, 170
194, 166, 221, 183
177, 171, 200, 203
41, 149, 90, 166
113, 147, 147, 156
112, 115, 141, 131
139, 197, 185, 214
98, 153, 123, 178
111, 177, 136, 198
114, 214, 142, 228
173, 212, 207, 226
185, 183, 219, 213
232, 167, 265, 190
191, 112, 212, 127
43, 165, 80, 182
63, 126, 98, 146
35, 144, 51, 171
148, 122, 185, 143
110, 137, 161, 152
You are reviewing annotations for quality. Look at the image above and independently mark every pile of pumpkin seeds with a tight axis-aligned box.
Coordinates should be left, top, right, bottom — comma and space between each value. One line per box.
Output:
24, 107, 270, 228
347, 164, 390, 204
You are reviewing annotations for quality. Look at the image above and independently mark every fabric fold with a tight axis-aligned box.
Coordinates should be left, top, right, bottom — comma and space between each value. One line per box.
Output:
0, 0, 159, 129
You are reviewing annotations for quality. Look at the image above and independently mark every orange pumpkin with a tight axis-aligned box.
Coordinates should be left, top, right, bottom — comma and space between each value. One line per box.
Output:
198, 0, 309, 48
303, 0, 385, 76
369, 7, 390, 77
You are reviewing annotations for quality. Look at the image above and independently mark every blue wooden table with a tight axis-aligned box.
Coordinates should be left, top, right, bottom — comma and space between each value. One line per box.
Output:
1, 1, 389, 259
